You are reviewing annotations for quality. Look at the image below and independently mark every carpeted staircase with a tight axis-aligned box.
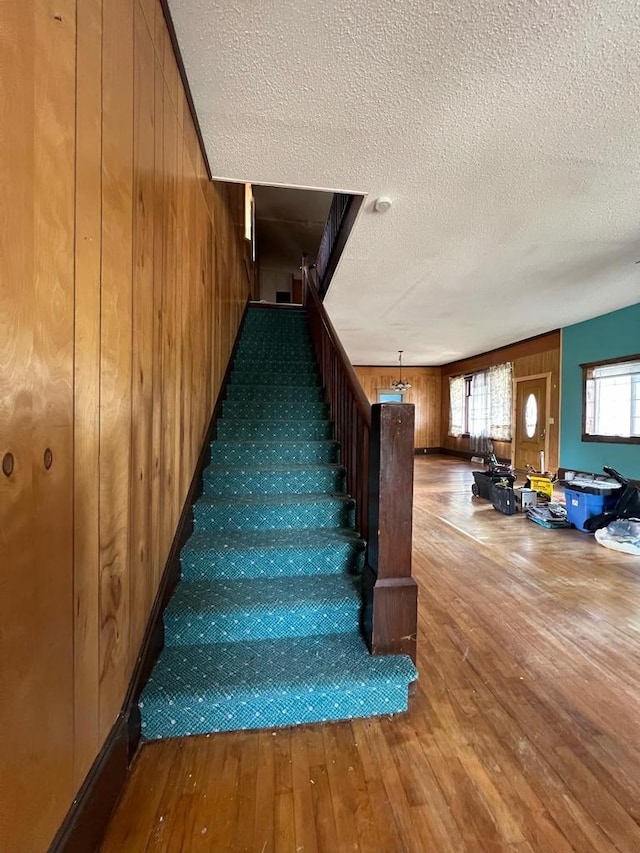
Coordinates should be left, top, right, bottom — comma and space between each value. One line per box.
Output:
139, 305, 417, 739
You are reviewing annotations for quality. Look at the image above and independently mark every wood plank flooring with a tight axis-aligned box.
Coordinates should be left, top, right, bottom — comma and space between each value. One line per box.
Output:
101, 456, 640, 852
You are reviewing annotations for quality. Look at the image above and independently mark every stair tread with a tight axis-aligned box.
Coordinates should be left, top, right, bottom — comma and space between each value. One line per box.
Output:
219, 418, 330, 425
142, 633, 416, 697
183, 527, 364, 553
212, 439, 336, 447
229, 381, 322, 389
166, 575, 360, 618
195, 492, 353, 509
234, 356, 317, 363
205, 462, 344, 474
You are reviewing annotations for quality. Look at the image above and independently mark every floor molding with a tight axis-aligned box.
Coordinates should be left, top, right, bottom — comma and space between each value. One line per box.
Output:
438, 447, 511, 464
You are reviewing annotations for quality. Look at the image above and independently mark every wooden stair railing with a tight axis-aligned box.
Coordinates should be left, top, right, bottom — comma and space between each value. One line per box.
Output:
314, 193, 364, 299
302, 259, 417, 663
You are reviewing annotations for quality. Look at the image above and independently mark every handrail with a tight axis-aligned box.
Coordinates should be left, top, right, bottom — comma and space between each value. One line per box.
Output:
303, 260, 371, 427
314, 193, 363, 299
303, 258, 371, 540
302, 257, 418, 663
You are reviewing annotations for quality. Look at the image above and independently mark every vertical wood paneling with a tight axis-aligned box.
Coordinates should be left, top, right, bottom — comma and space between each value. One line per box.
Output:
354, 366, 442, 448
175, 136, 187, 503
99, 0, 135, 737
159, 59, 177, 561
74, 0, 103, 785
0, 3, 76, 850
130, 2, 156, 664
150, 34, 165, 591
2, 0, 251, 844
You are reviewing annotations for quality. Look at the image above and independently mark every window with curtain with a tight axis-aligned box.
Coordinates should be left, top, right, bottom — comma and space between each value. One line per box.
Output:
583, 356, 640, 442
487, 363, 513, 441
448, 363, 513, 440
449, 375, 464, 437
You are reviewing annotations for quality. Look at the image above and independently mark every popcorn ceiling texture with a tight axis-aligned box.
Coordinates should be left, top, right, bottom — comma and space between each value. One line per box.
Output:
169, 0, 640, 364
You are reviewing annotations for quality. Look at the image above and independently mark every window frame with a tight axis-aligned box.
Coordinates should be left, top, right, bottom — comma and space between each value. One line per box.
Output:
581, 353, 640, 445
448, 363, 513, 442
377, 389, 405, 403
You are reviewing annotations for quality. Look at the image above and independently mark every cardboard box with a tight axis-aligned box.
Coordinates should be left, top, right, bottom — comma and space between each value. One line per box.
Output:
515, 487, 537, 511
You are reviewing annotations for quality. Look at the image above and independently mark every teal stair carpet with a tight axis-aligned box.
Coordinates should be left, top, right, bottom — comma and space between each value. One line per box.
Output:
139, 306, 417, 739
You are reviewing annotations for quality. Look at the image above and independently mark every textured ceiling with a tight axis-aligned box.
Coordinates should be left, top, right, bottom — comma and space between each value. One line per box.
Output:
168, 0, 640, 365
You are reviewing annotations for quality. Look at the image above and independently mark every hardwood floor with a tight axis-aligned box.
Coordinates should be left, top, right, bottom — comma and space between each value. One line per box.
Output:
101, 456, 640, 852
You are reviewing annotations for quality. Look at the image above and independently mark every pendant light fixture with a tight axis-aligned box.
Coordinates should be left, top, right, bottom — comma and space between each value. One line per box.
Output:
391, 350, 411, 393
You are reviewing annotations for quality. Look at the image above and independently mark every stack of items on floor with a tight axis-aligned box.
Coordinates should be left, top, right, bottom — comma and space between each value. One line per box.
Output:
471, 455, 516, 512
470, 461, 567, 525
471, 458, 562, 520
522, 472, 568, 528
565, 467, 640, 553
560, 472, 620, 531
472, 460, 640, 549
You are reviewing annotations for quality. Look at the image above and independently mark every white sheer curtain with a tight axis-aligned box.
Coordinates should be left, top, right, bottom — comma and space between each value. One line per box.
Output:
448, 375, 464, 437
468, 370, 489, 438
448, 363, 513, 444
488, 363, 512, 441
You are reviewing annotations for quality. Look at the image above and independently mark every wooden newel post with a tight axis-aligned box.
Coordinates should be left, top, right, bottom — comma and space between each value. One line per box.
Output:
362, 403, 418, 663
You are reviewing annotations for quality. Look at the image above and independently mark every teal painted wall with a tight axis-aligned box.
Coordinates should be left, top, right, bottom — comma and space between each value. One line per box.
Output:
560, 302, 640, 479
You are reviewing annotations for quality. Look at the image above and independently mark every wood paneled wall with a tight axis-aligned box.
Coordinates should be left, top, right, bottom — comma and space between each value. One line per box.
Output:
439, 332, 561, 469
0, 2, 76, 847
353, 367, 442, 449
0, 3, 250, 850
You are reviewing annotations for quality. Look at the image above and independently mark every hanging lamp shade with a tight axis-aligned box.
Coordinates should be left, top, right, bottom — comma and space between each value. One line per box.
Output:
391, 350, 411, 393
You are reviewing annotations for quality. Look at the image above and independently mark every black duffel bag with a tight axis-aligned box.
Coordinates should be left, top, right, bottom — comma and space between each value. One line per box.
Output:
583, 467, 640, 532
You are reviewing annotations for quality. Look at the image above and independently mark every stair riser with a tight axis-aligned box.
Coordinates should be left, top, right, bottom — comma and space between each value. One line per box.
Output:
202, 467, 345, 496
230, 372, 321, 387
210, 442, 338, 465
237, 331, 313, 343
180, 543, 365, 581
235, 348, 316, 361
225, 386, 325, 402
242, 314, 307, 325
221, 401, 329, 420
216, 421, 333, 441
233, 358, 318, 373
140, 683, 410, 739
164, 601, 360, 646
193, 500, 355, 533
242, 313, 307, 322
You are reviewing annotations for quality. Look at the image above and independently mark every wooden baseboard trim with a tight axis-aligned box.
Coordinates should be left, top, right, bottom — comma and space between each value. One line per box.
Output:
437, 447, 474, 460
49, 715, 128, 852
50, 298, 250, 852
414, 447, 441, 455
438, 447, 511, 464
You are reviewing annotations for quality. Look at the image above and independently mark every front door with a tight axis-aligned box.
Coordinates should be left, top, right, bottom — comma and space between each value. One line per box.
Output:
514, 377, 548, 471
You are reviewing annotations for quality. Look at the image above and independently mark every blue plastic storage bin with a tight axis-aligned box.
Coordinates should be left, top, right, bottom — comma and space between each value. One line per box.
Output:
565, 487, 618, 532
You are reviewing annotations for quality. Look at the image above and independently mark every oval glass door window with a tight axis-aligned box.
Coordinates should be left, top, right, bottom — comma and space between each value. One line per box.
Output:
525, 393, 538, 438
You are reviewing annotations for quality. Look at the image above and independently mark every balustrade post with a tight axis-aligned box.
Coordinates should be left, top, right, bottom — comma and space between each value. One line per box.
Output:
362, 403, 417, 663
